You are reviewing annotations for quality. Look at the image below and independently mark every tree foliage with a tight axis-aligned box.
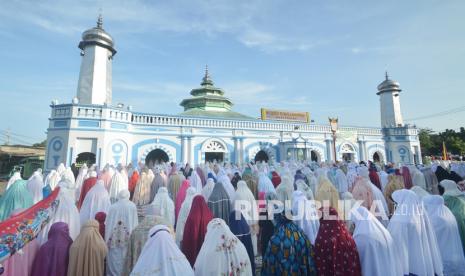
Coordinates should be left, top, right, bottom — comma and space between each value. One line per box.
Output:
419, 127, 465, 157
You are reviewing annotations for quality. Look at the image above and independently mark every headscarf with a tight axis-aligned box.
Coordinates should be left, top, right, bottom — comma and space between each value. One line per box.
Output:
132, 169, 154, 206
295, 179, 314, 200
412, 168, 427, 190
207, 181, 231, 225
196, 166, 206, 186
217, 168, 236, 202
74, 164, 88, 201
292, 190, 319, 244
369, 168, 382, 190
105, 190, 138, 242
31, 222, 73, 276
351, 177, 374, 209
387, 189, 443, 276
351, 206, 401, 276
271, 171, 281, 188
315, 176, 340, 212
77, 175, 97, 209
168, 172, 185, 203
130, 225, 194, 275
439, 180, 465, 253
228, 211, 256, 276
0, 180, 33, 221
258, 172, 275, 195
401, 166, 413, 189
314, 207, 362, 276
383, 175, 405, 216
150, 168, 167, 201
79, 180, 111, 226
194, 218, 253, 275
182, 195, 213, 267
149, 187, 175, 227
128, 170, 139, 199
67, 220, 108, 276
123, 215, 171, 275
6, 171, 22, 190
38, 188, 81, 244
423, 195, 465, 274
201, 178, 215, 201
262, 213, 317, 275
242, 170, 258, 200
334, 168, 349, 195
108, 171, 128, 203
275, 175, 294, 204
435, 165, 451, 183
175, 187, 197, 246
189, 171, 203, 194
173, 179, 189, 220
95, 212, 106, 239
26, 171, 44, 204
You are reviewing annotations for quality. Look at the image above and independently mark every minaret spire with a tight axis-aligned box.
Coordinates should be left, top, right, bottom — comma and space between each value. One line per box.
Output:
201, 65, 214, 86
97, 13, 103, 29
385, 71, 389, 80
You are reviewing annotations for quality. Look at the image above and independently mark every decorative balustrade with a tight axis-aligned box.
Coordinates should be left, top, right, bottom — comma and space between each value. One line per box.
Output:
50, 104, 383, 135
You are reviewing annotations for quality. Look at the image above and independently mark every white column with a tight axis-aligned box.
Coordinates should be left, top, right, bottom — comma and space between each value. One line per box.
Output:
181, 136, 187, 164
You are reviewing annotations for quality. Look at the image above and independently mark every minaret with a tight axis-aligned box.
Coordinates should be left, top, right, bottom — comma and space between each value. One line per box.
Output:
377, 72, 403, 128
76, 15, 116, 105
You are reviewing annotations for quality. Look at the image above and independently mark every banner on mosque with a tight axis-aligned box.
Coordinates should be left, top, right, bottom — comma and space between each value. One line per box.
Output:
0, 188, 60, 263
260, 108, 310, 123
337, 130, 358, 143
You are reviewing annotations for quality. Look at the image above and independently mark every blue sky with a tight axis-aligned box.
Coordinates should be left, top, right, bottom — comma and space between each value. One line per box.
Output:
0, 0, 464, 144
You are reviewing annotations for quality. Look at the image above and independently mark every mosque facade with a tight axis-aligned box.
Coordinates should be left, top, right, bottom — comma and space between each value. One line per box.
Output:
44, 17, 422, 171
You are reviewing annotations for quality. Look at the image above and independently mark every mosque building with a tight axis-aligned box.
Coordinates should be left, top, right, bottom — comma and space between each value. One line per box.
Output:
44, 16, 422, 171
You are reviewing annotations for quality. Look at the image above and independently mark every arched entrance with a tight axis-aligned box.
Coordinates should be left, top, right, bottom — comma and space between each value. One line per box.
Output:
340, 143, 356, 162
310, 150, 320, 162
202, 140, 227, 163
76, 152, 96, 167
145, 149, 169, 168
373, 152, 381, 163
254, 150, 269, 163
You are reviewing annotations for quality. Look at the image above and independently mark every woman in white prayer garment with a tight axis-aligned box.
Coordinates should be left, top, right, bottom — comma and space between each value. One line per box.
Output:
6, 171, 22, 190
79, 179, 111, 225
106, 189, 139, 276
130, 224, 194, 276
194, 218, 253, 276
26, 169, 43, 203
201, 178, 215, 201
74, 164, 88, 202
422, 195, 465, 275
351, 206, 402, 276
292, 190, 319, 245
387, 189, 444, 276
216, 167, 236, 202
37, 181, 81, 244
233, 180, 259, 256
175, 187, 197, 246
109, 170, 128, 203
45, 169, 61, 190
149, 187, 175, 227
189, 171, 203, 194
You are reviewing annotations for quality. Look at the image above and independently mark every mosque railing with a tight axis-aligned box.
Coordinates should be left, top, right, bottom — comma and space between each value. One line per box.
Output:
50, 104, 383, 136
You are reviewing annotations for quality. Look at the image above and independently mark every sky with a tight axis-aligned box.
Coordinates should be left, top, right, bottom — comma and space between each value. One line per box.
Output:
0, 0, 464, 144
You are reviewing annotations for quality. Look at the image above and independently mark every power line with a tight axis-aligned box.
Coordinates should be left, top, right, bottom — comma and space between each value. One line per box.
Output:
404, 105, 465, 121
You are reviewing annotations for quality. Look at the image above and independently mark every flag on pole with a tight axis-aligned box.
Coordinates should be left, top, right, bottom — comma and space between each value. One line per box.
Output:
442, 141, 447, 160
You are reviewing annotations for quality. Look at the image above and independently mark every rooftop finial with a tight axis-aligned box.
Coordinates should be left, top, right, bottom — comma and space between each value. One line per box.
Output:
204, 65, 209, 79
97, 13, 103, 29
201, 64, 213, 86
385, 71, 389, 80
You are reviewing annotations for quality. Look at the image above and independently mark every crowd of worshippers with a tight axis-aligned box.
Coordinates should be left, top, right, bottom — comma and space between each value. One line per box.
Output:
1, 159, 465, 276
